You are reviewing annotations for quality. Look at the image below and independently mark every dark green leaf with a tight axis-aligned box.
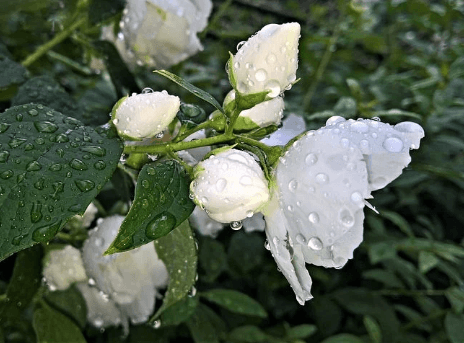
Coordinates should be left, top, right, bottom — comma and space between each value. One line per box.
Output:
445, 312, 464, 343
155, 70, 224, 113
185, 304, 221, 343
151, 220, 197, 320
105, 160, 194, 254
228, 325, 268, 342
0, 245, 42, 322
44, 285, 87, 329
201, 289, 267, 318
228, 231, 264, 274
418, 251, 439, 273
363, 315, 382, 343
235, 90, 270, 112
177, 103, 208, 128
88, 0, 125, 25
286, 324, 317, 339
362, 269, 404, 288
33, 303, 86, 343
320, 334, 364, 343
0, 0, 50, 15
0, 104, 123, 261
227, 52, 237, 89
445, 287, 464, 313
367, 241, 397, 264
310, 296, 342, 337
0, 55, 27, 101
159, 295, 199, 327
198, 237, 227, 283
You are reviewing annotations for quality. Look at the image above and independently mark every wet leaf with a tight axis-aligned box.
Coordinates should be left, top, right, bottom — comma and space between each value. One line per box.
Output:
201, 289, 267, 318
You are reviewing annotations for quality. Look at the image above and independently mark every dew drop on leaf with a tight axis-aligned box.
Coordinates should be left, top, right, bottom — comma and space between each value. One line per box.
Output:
70, 159, 88, 171
80, 146, 106, 157
74, 179, 95, 192
34, 121, 58, 133
145, 212, 177, 239
32, 219, 62, 242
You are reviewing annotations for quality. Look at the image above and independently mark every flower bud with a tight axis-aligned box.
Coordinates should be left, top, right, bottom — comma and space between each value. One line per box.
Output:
190, 149, 270, 223
263, 117, 424, 304
108, 0, 212, 68
224, 90, 284, 129
112, 90, 180, 140
229, 23, 300, 97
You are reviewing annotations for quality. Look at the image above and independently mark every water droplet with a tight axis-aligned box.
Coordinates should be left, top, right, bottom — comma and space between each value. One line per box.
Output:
12, 234, 27, 246
308, 212, 319, 224
31, 202, 43, 223
81, 146, 106, 157
305, 153, 318, 165
142, 87, 154, 94
70, 159, 88, 171
236, 41, 245, 51
266, 53, 277, 64
264, 80, 281, 98
255, 69, 267, 82
94, 161, 106, 170
237, 82, 248, 93
26, 161, 42, 171
350, 121, 369, 133
359, 139, 370, 153
0, 170, 14, 179
296, 234, 306, 244
153, 320, 161, 329
141, 179, 150, 189
34, 121, 58, 133
68, 204, 82, 212
339, 209, 354, 228
326, 116, 346, 126
351, 191, 363, 203
32, 219, 61, 242
16, 113, 23, 122
9, 138, 27, 148
383, 137, 404, 152
230, 221, 242, 230
0, 151, 10, 163
188, 286, 197, 297
215, 178, 227, 192
239, 176, 252, 185
24, 143, 34, 151
146, 212, 177, 239
49, 163, 62, 171
0, 123, 11, 133
316, 173, 328, 184
340, 138, 350, 148
74, 180, 95, 192
307, 237, 323, 250
264, 240, 270, 250
55, 133, 69, 143
28, 109, 38, 116
288, 179, 298, 192
147, 167, 156, 175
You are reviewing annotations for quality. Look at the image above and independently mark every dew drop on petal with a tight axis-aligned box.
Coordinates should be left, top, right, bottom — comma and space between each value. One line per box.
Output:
216, 178, 227, 192
288, 179, 298, 192
316, 173, 328, 184
255, 69, 267, 82
326, 116, 346, 126
305, 153, 318, 165
350, 121, 369, 133
264, 80, 281, 98
307, 237, 323, 250
308, 212, 319, 224
383, 137, 404, 152
296, 234, 306, 244
351, 191, 363, 203
240, 176, 252, 185
230, 221, 242, 230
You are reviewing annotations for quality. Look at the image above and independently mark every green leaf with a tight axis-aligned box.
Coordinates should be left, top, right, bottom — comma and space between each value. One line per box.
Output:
320, 334, 364, 343
0, 55, 27, 101
228, 325, 268, 342
367, 241, 397, 264
363, 315, 382, 343
228, 231, 264, 274
88, 0, 125, 25
201, 289, 267, 318
235, 90, 270, 112
44, 285, 87, 329
105, 160, 194, 254
0, 245, 42, 322
445, 312, 464, 343
286, 324, 317, 339
177, 103, 208, 128
159, 295, 199, 327
0, 104, 123, 261
198, 237, 227, 283
33, 303, 86, 343
186, 304, 221, 343
334, 97, 357, 117
362, 269, 404, 288
227, 52, 237, 89
418, 251, 439, 273
446, 287, 464, 313
155, 70, 224, 114
151, 220, 197, 320
310, 296, 342, 337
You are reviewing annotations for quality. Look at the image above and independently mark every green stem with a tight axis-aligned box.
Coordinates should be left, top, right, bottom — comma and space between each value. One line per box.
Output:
302, 11, 344, 111
174, 120, 214, 143
22, 15, 87, 67
225, 106, 242, 135
402, 309, 448, 331
46, 50, 93, 75
124, 134, 235, 155
165, 146, 194, 176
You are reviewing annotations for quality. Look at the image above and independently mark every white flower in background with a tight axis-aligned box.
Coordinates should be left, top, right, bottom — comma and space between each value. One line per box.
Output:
263, 116, 424, 305
42, 215, 169, 332
66, 203, 99, 230
230, 23, 300, 97
113, 0, 212, 68
224, 90, 285, 129
42, 245, 88, 291
82, 216, 168, 328
261, 113, 306, 146
190, 149, 270, 223
112, 90, 180, 140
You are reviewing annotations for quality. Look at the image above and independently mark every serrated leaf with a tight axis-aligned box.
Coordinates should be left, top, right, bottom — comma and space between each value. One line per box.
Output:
445, 312, 464, 343
105, 160, 194, 254
201, 289, 267, 318
159, 295, 199, 327
155, 70, 224, 114
0, 104, 122, 261
151, 220, 197, 321
228, 325, 268, 342
0, 245, 42, 322
44, 285, 87, 329
320, 334, 364, 343
186, 304, 221, 343
33, 303, 86, 343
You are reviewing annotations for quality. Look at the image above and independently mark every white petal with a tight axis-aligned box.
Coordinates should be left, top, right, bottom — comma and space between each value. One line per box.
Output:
189, 206, 224, 238
260, 113, 306, 146
243, 213, 266, 233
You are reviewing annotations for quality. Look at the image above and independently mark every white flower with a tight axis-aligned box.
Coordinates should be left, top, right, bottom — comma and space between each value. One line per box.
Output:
66, 203, 98, 230
263, 116, 424, 305
81, 216, 168, 327
190, 149, 270, 223
112, 91, 180, 140
260, 112, 306, 146
230, 23, 300, 97
114, 0, 212, 68
42, 245, 88, 291
224, 90, 284, 129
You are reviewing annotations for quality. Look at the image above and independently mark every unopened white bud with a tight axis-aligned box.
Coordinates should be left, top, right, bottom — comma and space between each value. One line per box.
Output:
190, 149, 270, 223
230, 23, 300, 97
112, 91, 180, 140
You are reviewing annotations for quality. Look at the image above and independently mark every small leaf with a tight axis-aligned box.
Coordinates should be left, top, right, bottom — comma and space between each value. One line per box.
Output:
33, 303, 86, 343
320, 334, 364, 343
0, 104, 123, 261
44, 285, 87, 329
363, 315, 382, 343
445, 312, 464, 343
227, 52, 237, 89
105, 160, 194, 254
235, 90, 270, 111
151, 220, 197, 320
201, 289, 267, 318
177, 103, 208, 128
367, 241, 397, 264
446, 287, 464, 313
155, 70, 224, 113
185, 304, 222, 343
287, 324, 317, 339
159, 295, 199, 327
418, 251, 439, 273
228, 325, 268, 342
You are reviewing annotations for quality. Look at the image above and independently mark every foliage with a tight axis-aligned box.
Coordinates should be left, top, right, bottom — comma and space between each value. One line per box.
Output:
0, 0, 464, 342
